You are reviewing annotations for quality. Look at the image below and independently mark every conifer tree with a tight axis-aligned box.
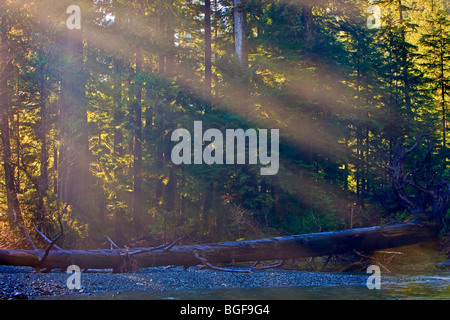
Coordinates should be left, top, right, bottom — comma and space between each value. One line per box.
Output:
419, 6, 450, 150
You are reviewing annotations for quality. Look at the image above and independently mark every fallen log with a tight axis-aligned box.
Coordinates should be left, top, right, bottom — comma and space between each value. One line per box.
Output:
0, 221, 438, 271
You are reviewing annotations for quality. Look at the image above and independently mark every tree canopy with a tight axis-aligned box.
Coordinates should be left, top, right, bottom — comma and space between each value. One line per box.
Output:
0, 0, 449, 249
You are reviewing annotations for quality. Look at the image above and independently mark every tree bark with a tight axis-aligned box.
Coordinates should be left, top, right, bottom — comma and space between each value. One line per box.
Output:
165, 21, 175, 77
0, 221, 438, 271
36, 59, 49, 229
132, 44, 143, 235
0, 14, 23, 229
234, 0, 247, 68
204, 0, 212, 100
59, 26, 89, 208
155, 14, 166, 205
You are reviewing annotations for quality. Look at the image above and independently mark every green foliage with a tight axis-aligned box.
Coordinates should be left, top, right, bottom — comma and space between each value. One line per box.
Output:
1, 0, 450, 247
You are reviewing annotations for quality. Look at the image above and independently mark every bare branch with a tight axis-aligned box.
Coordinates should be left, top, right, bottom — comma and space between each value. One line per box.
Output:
33, 225, 62, 250
195, 252, 252, 273
13, 210, 37, 250
127, 244, 168, 256
400, 133, 430, 161
250, 260, 286, 270
37, 204, 68, 270
377, 133, 449, 225
163, 236, 185, 252
353, 250, 390, 273
106, 237, 120, 250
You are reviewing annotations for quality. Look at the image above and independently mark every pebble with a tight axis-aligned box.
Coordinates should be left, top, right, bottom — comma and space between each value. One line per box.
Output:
0, 265, 448, 300
11, 291, 28, 300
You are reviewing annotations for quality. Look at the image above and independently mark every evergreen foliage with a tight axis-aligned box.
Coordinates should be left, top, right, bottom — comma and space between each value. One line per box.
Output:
0, 0, 449, 248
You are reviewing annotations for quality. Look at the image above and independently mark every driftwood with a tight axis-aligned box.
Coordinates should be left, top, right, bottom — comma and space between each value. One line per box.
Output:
0, 221, 438, 272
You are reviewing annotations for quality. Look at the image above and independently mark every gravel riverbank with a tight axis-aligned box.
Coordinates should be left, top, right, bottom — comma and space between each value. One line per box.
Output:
2, 265, 448, 300
0, 265, 383, 300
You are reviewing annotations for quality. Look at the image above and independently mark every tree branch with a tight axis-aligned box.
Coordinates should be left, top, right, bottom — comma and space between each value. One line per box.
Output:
33, 225, 62, 250
106, 237, 120, 250
195, 252, 253, 273
36, 204, 67, 270
250, 260, 286, 270
13, 210, 37, 250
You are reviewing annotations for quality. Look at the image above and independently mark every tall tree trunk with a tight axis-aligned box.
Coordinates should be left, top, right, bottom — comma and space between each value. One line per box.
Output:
179, 165, 186, 221
165, 21, 175, 77
154, 8, 167, 205
300, 4, 315, 207
132, 45, 143, 235
53, 145, 58, 197
301, 5, 314, 46
36, 62, 49, 229
0, 55, 20, 228
59, 24, 89, 210
0, 13, 29, 240
112, 0, 124, 157
14, 110, 19, 195
162, 165, 176, 212
113, 59, 124, 156
162, 12, 177, 213
204, 0, 212, 100
158, 54, 165, 76
398, 0, 412, 110
155, 56, 165, 205
301, 4, 314, 67
234, 0, 247, 68
440, 46, 446, 149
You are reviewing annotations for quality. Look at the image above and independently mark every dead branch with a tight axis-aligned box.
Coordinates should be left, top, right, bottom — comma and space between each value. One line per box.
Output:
373, 250, 404, 265
126, 236, 186, 256
163, 236, 185, 252
250, 260, 285, 270
320, 255, 333, 272
195, 253, 252, 273
373, 134, 450, 226
304, 257, 317, 270
13, 210, 37, 250
106, 237, 120, 250
338, 262, 365, 272
115, 248, 140, 273
127, 233, 162, 247
353, 250, 390, 273
127, 244, 168, 256
37, 204, 67, 270
33, 226, 62, 250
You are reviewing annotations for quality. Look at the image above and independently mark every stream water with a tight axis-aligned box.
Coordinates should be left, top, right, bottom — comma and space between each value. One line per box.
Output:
85, 271, 450, 300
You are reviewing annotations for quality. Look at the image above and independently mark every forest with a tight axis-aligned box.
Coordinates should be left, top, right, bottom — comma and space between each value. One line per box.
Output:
0, 0, 450, 258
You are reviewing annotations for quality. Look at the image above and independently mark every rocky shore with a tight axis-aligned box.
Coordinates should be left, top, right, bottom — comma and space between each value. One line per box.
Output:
1, 263, 449, 300
0, 265, 382, 300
